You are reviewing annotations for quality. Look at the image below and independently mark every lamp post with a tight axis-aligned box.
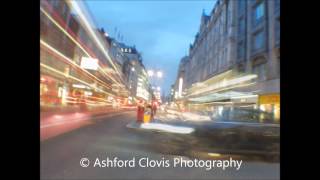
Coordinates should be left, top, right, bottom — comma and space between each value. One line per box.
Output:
147, 69, 164, 103
147, 70, 154, 77
156, 71, 162, 78
148, 69, 163, 78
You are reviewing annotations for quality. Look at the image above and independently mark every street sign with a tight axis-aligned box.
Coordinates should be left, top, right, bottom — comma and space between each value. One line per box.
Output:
259, 94, 280, 104
80, 57, 99, 70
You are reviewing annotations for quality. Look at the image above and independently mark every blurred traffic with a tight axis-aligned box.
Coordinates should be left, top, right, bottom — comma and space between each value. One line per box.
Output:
40, 0, 158, 123
130, 103, 279, 162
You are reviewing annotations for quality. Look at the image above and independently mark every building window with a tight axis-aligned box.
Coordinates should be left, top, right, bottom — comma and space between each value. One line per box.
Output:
238, 18, 245, 35
252, 63, 267, 81
277, 56, 280, 76
275, 18, 280, 44
210, 60, 214, 73
207, 63, 211, 75
255, 3, 264, 20
237, 41, 245, 60
253, 1, 265, 25
238, 0, 246, 14
224, 48, 228, 66
275, 0, 280, 12
218, 53, 223, 69
62, 3, 68, 16
51, 0, 60, 9
253, 31, 265, 51
225, 1, 229, 35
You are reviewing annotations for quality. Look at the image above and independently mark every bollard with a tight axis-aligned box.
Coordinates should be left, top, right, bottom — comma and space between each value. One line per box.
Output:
143, 105, 152, 123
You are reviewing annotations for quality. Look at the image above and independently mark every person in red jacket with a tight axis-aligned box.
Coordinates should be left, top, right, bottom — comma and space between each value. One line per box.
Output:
151, 101, 157, 120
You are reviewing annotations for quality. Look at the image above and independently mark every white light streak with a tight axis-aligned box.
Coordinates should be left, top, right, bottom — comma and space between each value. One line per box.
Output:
68, 1, 123, 80
140, 123, 194, 134
40, 7, 122, 87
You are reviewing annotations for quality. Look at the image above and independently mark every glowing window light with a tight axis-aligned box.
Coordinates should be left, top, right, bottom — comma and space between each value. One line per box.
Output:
218, 106, 224, 116
208, 153, 221, 157
40, 63, 113, 96
40, 40, 111, 90
58, 87, 63, 98
178, 77, 183, 97
84, 91, 92, 96
61, 87, 68, 105
230, 95, 258, 99
190, 75, 257, 96
72, 84, 86, 89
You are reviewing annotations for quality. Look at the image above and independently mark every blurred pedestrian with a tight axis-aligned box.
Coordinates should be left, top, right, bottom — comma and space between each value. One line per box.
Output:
152, 102, 157, 120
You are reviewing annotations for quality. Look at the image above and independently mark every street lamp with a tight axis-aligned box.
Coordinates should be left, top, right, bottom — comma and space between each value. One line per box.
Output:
178, 77, 183, 98
147, 70, 154, 77
157, 71, 162, 78
131, 67, 135, 72
148, 69, 163, 78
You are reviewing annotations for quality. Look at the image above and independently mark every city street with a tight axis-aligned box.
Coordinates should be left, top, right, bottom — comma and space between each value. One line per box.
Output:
40, 0, 280, 179
41, 111, 279, 180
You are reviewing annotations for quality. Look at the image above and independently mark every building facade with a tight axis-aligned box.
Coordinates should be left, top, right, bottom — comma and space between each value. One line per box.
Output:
234, 0, 280, 119
118, 43, 152, 103
185, 0, 237, 90
173, 56, 189, 100
175, 0, 280, 120
40, 0, 133, 111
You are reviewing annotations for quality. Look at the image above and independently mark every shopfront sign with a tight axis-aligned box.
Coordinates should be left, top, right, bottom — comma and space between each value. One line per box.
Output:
259, 94, 280, 104
80, 57, 99, 70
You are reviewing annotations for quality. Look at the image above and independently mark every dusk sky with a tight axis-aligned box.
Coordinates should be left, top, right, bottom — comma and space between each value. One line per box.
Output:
86, 0, 217, 95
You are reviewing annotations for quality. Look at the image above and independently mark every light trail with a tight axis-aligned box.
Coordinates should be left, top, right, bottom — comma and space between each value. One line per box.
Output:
40, 63, 114, 96
40, 6, 123, 87
140, 123, 195, 134
67, 0, 124, 81
40, 7, 91, 58
68, 95, 113, 104
40, 40, 113, 90
188, 74, 257, 97
230, 95, 258, 99
187, 82, 257, 99
40, 1, 122, 85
